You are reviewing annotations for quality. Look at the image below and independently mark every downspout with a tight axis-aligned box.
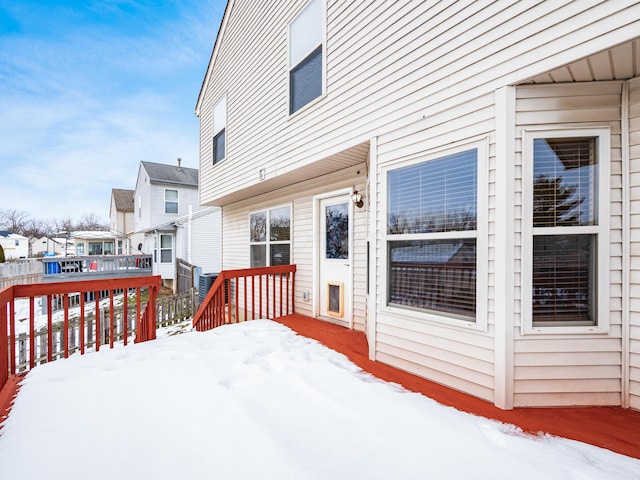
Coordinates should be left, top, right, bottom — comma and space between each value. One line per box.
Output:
188, 205, 193, 265
621, 80, 630, 409
367, 136, 378, 361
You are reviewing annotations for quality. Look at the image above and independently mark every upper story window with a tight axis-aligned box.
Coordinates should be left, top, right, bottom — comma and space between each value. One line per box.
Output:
249, 205, 291, 267
523, 129, 610, 333
384, 143, 486, 325
289, 0, 323, 114
212, 96, 226, 165
165, 189, 178, 214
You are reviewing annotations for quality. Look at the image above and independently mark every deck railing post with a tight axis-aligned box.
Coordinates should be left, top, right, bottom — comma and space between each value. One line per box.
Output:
192, 265, 296, 331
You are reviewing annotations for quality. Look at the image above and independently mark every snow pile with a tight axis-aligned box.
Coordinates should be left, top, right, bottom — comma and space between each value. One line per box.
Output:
0, 320, 638, 479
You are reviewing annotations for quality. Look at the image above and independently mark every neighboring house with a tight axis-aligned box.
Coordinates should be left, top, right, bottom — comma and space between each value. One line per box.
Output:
174, 206, 222, 275
195, 1, 640, 411
133, 160, 221, 290
71, 231, 114, 256
109, 188, 142, 255
30, 236, 68, 257
0, 231, 28, 259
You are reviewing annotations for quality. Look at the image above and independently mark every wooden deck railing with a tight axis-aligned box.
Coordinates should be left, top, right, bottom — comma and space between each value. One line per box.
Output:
1, 276, 161, 395
192, 265, 296, 332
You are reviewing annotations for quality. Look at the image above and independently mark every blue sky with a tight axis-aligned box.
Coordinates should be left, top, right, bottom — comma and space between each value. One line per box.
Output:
0, 0, 226, 224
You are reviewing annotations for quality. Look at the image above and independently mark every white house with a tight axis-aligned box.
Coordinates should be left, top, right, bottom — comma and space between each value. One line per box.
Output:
195, 0, 640, 411
71, 231, 114, 256
30, 236, 68, 257
109, 188, 142, 255
133, 160, 221, 290
0, 231, 28, 259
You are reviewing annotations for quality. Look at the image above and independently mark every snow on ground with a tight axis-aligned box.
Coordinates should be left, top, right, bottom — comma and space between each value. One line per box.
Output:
12, 294, 123, 336
0, 320, 638, 479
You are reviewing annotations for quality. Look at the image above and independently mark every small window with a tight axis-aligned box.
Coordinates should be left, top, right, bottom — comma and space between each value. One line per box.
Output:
250, 205, 291, 267
160, 234, 172, 263
212, 96, 226, 164
523, 130, 610, 332
76, 243, 85, 255
165, 189, 178, 214
289, 0, 323, 114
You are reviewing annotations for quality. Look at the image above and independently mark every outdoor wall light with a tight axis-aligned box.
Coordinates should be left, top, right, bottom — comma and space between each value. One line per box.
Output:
351, 190, 364, 208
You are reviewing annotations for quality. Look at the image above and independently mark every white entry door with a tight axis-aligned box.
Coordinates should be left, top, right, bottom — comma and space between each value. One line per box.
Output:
318, 195, 352, 325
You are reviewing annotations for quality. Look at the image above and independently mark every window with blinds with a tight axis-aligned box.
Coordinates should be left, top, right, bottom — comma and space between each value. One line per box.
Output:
212, 96, 226, 165
531, 137, 598, 326
387, 149, 478, 320
289, 0, 323, 114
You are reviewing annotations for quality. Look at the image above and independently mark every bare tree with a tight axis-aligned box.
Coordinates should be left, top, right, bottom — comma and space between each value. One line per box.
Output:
77, 212, 108, 231
0, 209, 30, 233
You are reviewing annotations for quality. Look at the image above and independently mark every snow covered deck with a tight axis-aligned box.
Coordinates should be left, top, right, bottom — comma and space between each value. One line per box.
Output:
0, 319, 639, 479
275, 314, 640, 460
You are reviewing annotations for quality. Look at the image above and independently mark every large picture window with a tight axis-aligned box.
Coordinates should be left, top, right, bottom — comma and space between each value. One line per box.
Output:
250, 205, 291, 267
289, 0, 323, 114
386, 148, 479, 321
212, 96, 226, 165
524, 130, 609, 331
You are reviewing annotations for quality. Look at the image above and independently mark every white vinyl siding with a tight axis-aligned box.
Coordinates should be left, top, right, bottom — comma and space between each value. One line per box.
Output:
376, 101, 494, 402
629, 77, 640, 410
513, 82, 623, 407
221, 165, 368, 332
198, 1, 640, 206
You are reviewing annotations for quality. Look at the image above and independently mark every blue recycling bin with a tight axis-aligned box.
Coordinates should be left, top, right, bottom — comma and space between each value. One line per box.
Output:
46, 259, 61, 274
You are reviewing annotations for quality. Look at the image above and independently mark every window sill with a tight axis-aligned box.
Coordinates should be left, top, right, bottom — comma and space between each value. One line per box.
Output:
288, 92, 326, 120
522, 324, 610, 336
381, 304, 488, 333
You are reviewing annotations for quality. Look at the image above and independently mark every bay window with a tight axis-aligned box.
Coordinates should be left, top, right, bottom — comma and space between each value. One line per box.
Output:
524, 129, 609, 332
385, 145, 484, 323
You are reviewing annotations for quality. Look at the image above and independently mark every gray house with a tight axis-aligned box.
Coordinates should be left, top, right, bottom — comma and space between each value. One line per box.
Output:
133, 160, 221, 291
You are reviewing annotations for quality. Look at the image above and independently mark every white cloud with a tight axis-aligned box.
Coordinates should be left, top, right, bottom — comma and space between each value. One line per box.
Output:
0, 0, 223, 224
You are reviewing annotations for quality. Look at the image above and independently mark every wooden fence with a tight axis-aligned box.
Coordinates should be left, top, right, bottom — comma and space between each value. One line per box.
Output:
0, 260, 41, 289
176, 258, 197, 294
9, 288, 198, 373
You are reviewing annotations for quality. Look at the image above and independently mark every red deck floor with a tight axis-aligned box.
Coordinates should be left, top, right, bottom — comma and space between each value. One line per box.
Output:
275, 314, 640, 460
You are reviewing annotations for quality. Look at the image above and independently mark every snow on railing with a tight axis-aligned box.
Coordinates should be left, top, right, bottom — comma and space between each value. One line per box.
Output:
1, 276, 161, 397
192, 265, 296, 332
41, 254, 152, 281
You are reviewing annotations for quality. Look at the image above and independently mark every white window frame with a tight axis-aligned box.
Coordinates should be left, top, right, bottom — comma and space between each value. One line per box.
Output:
212, 95, 226, 164
160, 234, 173, 264
288, 0, 325, 115
522, 127, 610, 335
164, 188, 179, 214
381, 139, 488, 331
249, 204, 292, 267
